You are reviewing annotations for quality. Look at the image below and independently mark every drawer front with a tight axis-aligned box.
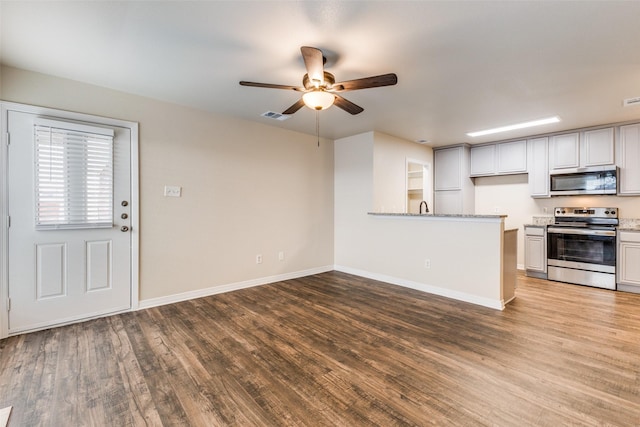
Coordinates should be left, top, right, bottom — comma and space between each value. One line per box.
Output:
619, 231, 640, 243
525, 226, 546, 237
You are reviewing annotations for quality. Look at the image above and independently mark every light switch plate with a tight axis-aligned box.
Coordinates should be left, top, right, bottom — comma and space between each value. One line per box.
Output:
164, 185, 182, 197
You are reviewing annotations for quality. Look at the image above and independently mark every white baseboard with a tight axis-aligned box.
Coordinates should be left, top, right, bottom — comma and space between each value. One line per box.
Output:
138, 265, 334, 310
138, 264, 506, 312
334, 265, 505, 310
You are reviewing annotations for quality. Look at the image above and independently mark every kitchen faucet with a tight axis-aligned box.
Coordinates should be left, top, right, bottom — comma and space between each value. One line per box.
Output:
419, 200, 429, 214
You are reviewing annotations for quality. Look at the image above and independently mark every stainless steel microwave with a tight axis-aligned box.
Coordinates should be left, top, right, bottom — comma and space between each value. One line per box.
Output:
549, 166, 617, 196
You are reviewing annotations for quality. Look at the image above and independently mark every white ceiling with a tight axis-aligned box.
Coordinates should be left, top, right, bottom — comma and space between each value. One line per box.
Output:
2, 1, 640, 146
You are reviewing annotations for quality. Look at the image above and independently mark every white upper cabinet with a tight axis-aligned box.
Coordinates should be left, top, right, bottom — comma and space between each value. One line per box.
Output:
527, 137, 549, 198
470, 145, 495, 176
549, 132, 580, 170
550, 128, 614, 170
497, 140, 527, 174
581, 127, 615, 167
470, 140, 526, 177
616, 123, 640, 195
435, 146, 463, 190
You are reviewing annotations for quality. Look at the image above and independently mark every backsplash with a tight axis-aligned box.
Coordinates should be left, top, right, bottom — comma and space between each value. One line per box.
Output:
532, 215, 554, 226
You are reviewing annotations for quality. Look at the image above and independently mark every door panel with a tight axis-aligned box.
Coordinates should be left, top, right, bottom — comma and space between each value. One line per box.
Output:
36, 243, 67, 299
7, 110, 131, 334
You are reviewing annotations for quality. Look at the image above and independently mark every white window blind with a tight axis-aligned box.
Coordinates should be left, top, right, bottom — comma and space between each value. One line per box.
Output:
34, 118, 115, 230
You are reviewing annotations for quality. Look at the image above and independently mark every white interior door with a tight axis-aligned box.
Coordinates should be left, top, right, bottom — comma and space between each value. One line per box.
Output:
7, 110, 132, 334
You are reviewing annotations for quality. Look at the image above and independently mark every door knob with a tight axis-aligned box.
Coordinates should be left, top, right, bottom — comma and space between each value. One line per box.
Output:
121, 226, 129, 232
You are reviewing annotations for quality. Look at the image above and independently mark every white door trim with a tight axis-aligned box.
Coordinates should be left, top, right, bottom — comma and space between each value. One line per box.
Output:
0, 101, 139, 338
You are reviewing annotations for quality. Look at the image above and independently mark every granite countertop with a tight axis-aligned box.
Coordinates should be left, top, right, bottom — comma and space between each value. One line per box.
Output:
368, 212, 507, 219
526, 217, 640, 231
618, 219, 640, 230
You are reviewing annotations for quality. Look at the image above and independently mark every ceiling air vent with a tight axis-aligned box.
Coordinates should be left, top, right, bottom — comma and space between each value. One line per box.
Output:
623, 97, 640, 107
261, 111, 290, 121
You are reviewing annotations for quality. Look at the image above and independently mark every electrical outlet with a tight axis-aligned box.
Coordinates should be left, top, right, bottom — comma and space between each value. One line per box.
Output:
424, 258, 431, 269
278, 251, 284, 261
256, 254, 263, 264
164, 185, 182, 197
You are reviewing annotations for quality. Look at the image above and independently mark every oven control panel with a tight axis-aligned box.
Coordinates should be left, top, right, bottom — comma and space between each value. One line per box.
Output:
554, 207, 618, 218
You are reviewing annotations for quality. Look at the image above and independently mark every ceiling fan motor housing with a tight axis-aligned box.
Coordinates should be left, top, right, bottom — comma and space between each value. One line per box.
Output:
303, 72, 336, 90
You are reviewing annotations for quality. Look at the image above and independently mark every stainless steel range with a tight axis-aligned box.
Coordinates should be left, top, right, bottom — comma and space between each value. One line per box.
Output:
547, 207, 618, 290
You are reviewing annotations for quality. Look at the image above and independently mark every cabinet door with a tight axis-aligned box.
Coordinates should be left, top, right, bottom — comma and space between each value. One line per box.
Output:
497, 140, 527, 174
434, 190, 462, 214
618, 242, 640, 285
581, 127, 614, 167
434, 147, 462, 190
550, 133, 580, 170
527, 137, 549, 197
470, 144, 496, 177
616, 124, 640, 195
525, 235, 546, 273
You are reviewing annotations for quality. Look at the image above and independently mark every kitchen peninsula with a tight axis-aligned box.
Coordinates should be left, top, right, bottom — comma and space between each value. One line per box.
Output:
336, 212, 517, 310
334, 132, 517, 310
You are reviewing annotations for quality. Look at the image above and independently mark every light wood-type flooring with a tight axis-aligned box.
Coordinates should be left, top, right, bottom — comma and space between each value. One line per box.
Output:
1, 271, 639, 426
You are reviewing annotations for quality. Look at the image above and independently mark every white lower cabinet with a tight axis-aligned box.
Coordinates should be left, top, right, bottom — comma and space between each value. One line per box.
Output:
617, 230, 640, 293
524, 226, 547, 278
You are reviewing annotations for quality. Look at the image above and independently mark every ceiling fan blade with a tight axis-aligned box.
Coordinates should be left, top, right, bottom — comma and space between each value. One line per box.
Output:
239, 81, 304, 91
301, 46, 325, 85
333, 94, 364, 115
282, 98, 306, 115
332, 73, 398, 91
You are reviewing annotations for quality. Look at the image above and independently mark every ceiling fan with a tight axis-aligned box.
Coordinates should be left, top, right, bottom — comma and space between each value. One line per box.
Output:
239, 46, 398, 115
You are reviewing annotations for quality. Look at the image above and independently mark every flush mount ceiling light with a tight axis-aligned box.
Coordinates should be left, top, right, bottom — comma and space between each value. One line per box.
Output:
302, 90, 335, 110
467, 116, 561, 137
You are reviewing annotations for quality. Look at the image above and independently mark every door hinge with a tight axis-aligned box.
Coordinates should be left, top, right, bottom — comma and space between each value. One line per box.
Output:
6, 216, 9, 228
4, 132, 9, 146
6, 298, 10, 312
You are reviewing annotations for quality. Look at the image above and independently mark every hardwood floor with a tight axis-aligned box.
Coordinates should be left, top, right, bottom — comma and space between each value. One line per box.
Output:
1, 271, 639, 426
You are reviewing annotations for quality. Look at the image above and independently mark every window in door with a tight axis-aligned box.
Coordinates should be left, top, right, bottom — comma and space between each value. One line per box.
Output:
34, 118, 115, 230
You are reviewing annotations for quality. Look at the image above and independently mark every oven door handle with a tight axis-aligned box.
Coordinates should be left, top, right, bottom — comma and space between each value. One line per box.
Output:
547, 227, 616, 237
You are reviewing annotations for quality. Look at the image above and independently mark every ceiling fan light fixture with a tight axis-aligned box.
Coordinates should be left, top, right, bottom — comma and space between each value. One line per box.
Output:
303, 90, 335, 111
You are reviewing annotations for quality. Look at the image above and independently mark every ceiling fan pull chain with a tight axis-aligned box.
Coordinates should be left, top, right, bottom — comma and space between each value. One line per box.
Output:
316, 110, 320, 147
